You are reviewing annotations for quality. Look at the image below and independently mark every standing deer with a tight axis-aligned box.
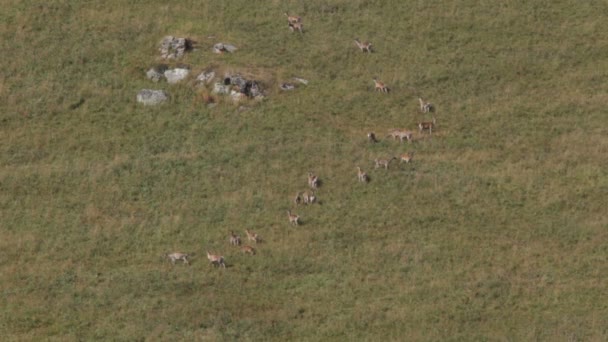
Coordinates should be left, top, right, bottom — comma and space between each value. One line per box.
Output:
357, 166, 369, 183
418, 117, 436, 134
418, 97, 434, 113
206, 251, 226, 268
229, 231, 241, 246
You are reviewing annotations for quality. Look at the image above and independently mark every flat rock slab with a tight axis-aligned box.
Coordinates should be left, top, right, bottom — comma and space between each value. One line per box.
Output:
213, 43, 237, 54
137, 89, 169, 105
164, 68, 190, 84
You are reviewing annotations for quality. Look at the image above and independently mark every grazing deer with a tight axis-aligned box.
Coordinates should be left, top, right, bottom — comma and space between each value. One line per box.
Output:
294, 192, 303, 205
418, 117, 436, 134
357, 166, 369, 183
245, 229, 260, 244
373, 78, 389, 93
166, 252, 190, 265
289, 22, 304, 34
400, 152, 414, 164
284, 12, 302, 24
387, 129, 400, 140
207, 251, 226, 268
367, 132, 378, 143
306, 190, 317, 204
396, 130, 413, 143
418, 97, 434, 113
354, 38, 372, 53
308, 172, 319, 189
229, 231, 241, 246
375, 157, 396, 169
241, 245, 256, 255
287, 210, 300, 225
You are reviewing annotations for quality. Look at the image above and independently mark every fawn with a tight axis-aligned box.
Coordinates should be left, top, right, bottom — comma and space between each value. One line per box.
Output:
308, 172, 319, 189
373, 78, 389, 92
357, 166, 369, 183
284, 12, 302, 24
375, 157, 396, 169
241, 245, 256, 255
367, 132, 378, 143
418, 97, 434, 113
354, 38, 372, 52
287, 210, 300, 225
289, 22, 304, 34
400, 152, 414, 164
245, 229, 260, 244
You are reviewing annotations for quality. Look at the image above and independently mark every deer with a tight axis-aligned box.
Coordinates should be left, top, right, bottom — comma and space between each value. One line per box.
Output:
418, 97, 434, 113
241, 245, 256, 255
400, 152, 414, 164
303, 190, 316, 204
287, 210, 300, 225
367, 132, 378, 143
284, 12, 302, 24
207, 251, 226, 268
373, 78, 389, 93
357, 166, 369, 183
245, 229, 260, 244
229, 231, 241, 246
289, 22, 304, 34
166, 252, 190, 265
375, 157, 396, 169
294, 192, 303, 205
396, 130, 414, 143
354, 38, 372, 53
308, 172, 319, 189
418, 117, 436, 134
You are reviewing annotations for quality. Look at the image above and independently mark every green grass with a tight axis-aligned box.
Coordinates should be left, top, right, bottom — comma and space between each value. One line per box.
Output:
1, 0, 607, 340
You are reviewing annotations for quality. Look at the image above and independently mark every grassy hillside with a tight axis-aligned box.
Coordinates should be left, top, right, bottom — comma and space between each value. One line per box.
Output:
1, 0, 607, 340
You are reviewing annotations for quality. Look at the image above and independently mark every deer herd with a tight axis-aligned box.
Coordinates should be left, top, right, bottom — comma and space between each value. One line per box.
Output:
166, 11, 441, 270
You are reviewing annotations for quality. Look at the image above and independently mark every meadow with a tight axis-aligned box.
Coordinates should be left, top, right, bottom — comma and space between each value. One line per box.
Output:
1, 0, 607, 340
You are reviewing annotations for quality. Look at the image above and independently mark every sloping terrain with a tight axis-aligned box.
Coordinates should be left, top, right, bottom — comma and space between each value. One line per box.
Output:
1, 1, 607, 340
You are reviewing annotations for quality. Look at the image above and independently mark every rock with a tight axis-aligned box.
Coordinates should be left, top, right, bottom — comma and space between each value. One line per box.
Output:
230, 90, 246, 103
196, 71, 215, 85
213, 43, 237, 54
137, 89, 169, 105
159, 36, 192, 59
212, 82, 231, 95
280, 83, 296, 91
164, 68, 190, 84
293, 77, 309, 85
146, 64, 168, 82
225, 74, 247, 89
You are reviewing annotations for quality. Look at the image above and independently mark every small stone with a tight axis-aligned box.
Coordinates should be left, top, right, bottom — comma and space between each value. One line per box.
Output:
146, 64, 168, 82
293, 77, 309, 85
137, 89, 169, 105
280, 83, 296, 91
196, 71, 215, 84
212, 82, 231, 95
